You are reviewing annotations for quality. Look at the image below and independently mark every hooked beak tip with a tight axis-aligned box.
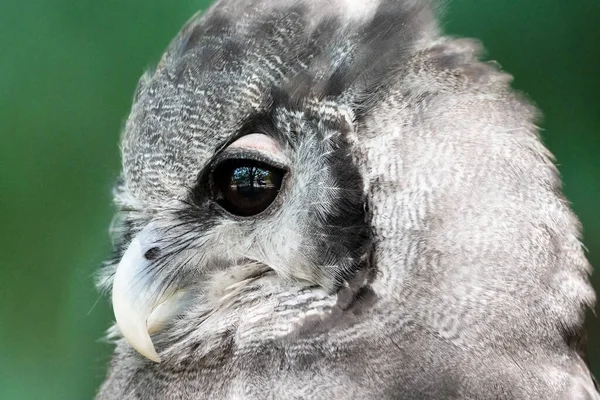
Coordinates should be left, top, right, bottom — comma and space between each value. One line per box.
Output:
112, 282, 162, 363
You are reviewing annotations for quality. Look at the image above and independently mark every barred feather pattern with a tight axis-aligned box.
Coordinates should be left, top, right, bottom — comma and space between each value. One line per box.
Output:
96, 1, 598, 399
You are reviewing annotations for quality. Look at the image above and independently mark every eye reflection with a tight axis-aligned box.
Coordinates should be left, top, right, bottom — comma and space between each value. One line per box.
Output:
212, 159, 285, 216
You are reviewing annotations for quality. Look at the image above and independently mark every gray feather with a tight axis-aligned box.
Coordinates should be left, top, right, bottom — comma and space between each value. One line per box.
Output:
96, 0, 599, 398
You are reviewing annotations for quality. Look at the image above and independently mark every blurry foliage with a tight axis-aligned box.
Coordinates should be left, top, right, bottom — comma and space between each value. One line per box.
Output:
0, 1, 598, 398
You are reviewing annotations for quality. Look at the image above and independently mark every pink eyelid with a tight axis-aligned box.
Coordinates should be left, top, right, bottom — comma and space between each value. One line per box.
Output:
228, 133, 281, 154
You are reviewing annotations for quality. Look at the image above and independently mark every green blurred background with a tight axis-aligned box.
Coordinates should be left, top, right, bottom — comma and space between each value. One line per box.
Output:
0, 0, 598, 398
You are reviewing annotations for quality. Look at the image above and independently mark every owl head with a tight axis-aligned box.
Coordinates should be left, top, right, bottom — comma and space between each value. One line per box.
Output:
97, 1, 598, 398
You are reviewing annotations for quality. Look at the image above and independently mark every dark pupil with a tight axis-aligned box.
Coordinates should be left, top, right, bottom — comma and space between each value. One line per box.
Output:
213, 159, 284, 216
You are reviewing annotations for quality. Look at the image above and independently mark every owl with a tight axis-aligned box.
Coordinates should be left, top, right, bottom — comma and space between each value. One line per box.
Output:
96, 0, 599, 398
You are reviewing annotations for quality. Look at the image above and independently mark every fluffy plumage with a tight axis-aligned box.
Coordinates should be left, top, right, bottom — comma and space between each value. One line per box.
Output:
96, 0, 599, 398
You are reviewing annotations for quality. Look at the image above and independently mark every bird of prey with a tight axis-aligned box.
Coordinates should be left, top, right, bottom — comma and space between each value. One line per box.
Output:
96, 0, 599, 398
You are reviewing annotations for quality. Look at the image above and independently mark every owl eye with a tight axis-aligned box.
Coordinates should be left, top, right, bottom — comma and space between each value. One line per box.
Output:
211, 159, 285, 217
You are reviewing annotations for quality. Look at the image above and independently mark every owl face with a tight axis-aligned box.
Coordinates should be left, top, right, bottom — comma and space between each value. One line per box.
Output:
101, 1, 427, 363
108, 78, 371, 361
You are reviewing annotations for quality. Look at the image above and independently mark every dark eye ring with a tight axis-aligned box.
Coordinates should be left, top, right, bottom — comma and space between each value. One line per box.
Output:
211, 159, 286, 217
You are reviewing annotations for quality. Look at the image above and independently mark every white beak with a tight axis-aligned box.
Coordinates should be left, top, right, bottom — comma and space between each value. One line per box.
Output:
111, 225, 184, 363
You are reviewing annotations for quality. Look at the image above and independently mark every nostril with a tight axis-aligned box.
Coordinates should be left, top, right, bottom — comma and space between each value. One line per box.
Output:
144, 247, 161, 261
